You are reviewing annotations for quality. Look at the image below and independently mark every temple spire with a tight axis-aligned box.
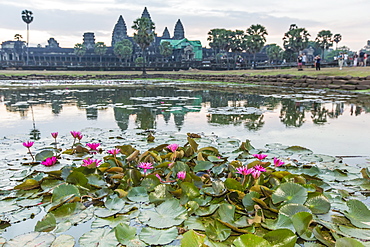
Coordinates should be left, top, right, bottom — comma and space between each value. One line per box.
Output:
173, 19, 184, 40
141, 7, 152, 22
162, 27, 170, 39
111, 15, 127, 47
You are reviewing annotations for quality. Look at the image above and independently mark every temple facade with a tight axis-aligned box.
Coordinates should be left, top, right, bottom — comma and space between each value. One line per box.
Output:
0, 7, 268, 69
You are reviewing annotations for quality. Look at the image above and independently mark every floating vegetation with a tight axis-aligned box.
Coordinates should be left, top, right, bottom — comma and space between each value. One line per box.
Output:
0, 128, 369, 246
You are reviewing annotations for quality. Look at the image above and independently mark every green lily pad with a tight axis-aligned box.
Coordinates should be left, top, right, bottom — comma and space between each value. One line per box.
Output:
139, 227, 178, 245
79, 228, 119, 247
242, 191, 261, 212
181, 229, 206, 246
139, 199, 187, 228
115, 223, 146, 246
35, 213, 56, 232
305, 195, 330, 214
279, 204, 311, 217
51, 184, 80, 203
92, 215, 129, 228
35, 150, 54, 162
127, 187, 149, 202
263, 229, 297, 247
194, 161, 214, 172
14, 179, 40, 190
344, 199, 370, 229
51, 234, 75, 247
285, 146, 313, 155
263, 214, 295, 232
291, 212, 315, 240
205, 220, 231, 242
94, 195, 126, 218
272, 182, 308, 205
335, 237, 365, 247
233, 234, 272, 247
338, 225, 370, 240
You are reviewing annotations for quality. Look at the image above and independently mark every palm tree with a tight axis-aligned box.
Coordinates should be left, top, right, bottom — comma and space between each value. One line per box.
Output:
266, 44, 283, 64
282, 24, 310, 61
132, 17, 155, 75
14, 34, 23, 41
333, 34, 342, 50
315, 30, 333, 60
74, 43, 86, 63
114, 39, 133, 65
245, 24, 268, 67
21, 10, 33, 65
159, 41, 173, 62
207, 28, 233, 66
94, 42, 107, 64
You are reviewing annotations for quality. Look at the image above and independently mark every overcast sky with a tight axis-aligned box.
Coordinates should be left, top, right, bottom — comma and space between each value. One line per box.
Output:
0, 0, 369, 51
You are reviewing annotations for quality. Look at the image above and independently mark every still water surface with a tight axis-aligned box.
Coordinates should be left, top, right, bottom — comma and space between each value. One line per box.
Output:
0, 80, 369, 157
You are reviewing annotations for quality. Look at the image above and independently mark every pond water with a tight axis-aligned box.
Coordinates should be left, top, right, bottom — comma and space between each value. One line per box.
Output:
0, 79, 369, 157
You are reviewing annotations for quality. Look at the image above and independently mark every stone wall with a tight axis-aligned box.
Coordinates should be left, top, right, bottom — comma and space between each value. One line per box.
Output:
1, 73, 370, 90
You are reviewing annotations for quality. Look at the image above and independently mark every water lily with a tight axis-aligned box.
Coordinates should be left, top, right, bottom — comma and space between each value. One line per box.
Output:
82, 158, 102, 167
236, 166, 253, 176
138, 162, 154, 174
252, 169, 262, 179
23, 141, 34, 148
70, 131, 81, 138
254, 165, 266, 172
107, 148, 121, 155
177, 171, 186, 180
155, 174, 162, 181
273, 157, 285, 167
252, 154, 268, 160
167, 143, 179, 152
86, 143, 100, 151
51, 132, 58, 139
41, 156, 58, 166
23, 141, 35, 161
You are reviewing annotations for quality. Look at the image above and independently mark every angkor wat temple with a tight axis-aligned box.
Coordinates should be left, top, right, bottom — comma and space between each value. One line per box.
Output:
0, 7, 267, 70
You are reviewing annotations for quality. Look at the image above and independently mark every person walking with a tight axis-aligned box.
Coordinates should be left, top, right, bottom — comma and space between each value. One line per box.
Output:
297, 54, 303, 71
338, 52, 344, 70
364, 53, 368, 67
314, 55, 321, 70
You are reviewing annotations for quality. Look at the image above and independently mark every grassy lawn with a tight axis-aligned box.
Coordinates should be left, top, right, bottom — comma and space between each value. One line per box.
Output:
0, 66, 370, 77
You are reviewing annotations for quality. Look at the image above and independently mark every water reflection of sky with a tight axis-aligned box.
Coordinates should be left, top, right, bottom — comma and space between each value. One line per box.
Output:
0, 85, 369, 157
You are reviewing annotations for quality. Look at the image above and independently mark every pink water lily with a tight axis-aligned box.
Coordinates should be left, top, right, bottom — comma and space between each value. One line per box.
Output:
254, 165, 266, 172
167, 143, 179, 152
107, 148, 121, 155
252, 154, 268, 160
23, 141, 35, 161
41, 156, 58, 166
155, 174, 162, 181
138, 162, 154, 174
86, 143, 100, 151
70, 131, 81, 138
51, 132, 58, 139
177, 171, 186, 180
23, 141, 34, 148
252, 169, 262, 179
273, 157, 285, 167
82, 158, 102, 167
236, 166, 253, 176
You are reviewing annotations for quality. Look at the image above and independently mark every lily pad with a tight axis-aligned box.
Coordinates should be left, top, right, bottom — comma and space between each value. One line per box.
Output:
4, 232, 55, 247
79, 228, 119, 247
344, 199, 370, 229
233, 234, 272, 247
139, 227, 178, 245
139, 199, 187, 228
272, 182, 308, 205
115, 223, 146, 246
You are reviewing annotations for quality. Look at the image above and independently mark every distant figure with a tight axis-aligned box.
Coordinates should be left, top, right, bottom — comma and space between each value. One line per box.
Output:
359, 50, 365, 66
314, 55, 321, 70
297, 55, 303, 71
302, 53, 307, 67
353, 53, 358, 66
344, 53, 348, 66
337, 52, 344, 70
364, 53, 368, 67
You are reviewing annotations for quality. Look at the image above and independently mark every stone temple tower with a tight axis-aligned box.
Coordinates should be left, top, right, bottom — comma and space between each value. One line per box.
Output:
162, 27, 170, 39
141, 7, 152, 22
173, 19, 185, 40
111, 15, 127, 47
83, 32, 95, 49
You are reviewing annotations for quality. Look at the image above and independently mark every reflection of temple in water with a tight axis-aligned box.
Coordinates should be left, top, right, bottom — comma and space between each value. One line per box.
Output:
2, 86, 370, 133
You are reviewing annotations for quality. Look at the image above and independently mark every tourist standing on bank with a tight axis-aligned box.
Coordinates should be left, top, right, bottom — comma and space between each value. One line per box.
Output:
302, 53, 307, 68
353, 53, 358, 66
359, 50, 365, 66
338, 52, 344, 70
297, 55, 303, 71
344, 53, 348, 66
364, 53, 368, 67
314, 55, 321, 70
